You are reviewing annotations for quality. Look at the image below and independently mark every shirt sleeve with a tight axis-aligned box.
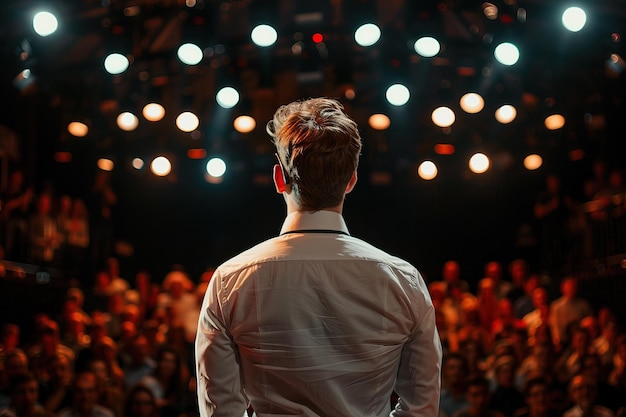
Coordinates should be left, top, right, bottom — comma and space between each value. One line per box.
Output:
391, 276, 443, 417
195, 275, 248, 417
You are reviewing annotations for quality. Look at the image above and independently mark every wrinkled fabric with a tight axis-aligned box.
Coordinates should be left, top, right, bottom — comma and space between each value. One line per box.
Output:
196, 210, 441, 417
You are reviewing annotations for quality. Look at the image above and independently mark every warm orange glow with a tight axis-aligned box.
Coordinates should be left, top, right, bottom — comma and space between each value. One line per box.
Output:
523, 154, 543, 170
544, 114, 565, 130
569, 149, 585, 161
233, 115, 256, 133
68, 122, 88, 137
54, 151, 72, 163
434, 143, 455, 155
368, 114, 391, 130
187, 148, 207, 159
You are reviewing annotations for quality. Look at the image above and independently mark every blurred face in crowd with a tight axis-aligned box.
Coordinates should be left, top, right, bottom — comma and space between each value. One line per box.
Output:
561, 278, 577, 299
443, 356, 467, 388
532, 288, 548, 309
73, 373, 98, 415
442, 261, 460, 283
467, 382, 490, 415
129, 389, 157, 417
157, 350, 178, 378
525, 381, 549, 416
569, 375, 598, 412
12, 379, 39, 416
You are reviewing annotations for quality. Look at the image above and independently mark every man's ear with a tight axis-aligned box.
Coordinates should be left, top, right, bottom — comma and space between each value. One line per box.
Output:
345, 171, 358, 194
273, 164, 287, 193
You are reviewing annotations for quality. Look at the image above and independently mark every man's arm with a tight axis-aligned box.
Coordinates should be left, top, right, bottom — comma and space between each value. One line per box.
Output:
195, 278, 248, 417
392, 285, 443, 417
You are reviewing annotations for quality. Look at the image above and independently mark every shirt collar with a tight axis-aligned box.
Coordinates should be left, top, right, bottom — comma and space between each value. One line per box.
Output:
279, 210, 350, 236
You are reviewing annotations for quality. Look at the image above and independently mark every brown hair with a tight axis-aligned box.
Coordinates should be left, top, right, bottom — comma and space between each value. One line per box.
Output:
267, 97, 362, 210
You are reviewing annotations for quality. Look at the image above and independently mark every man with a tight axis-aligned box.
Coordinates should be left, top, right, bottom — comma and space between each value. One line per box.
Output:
548, 277, 592, 349
0, 372, 55, 417
563, 374, 614, 417
452, 376, 504, 417
196, 98, 442, 417
440, 353, 470, 417
57, 371, 114, 417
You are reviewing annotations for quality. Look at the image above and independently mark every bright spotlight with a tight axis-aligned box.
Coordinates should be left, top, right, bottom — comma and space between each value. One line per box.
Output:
545, 114, 565, 130
482, 3, 498, 20
233, 115, 256, 133
418, 161, 438, 180
68, 122, 88, 137
432, 107, 456, 127
206, 157, 227, 177
523, 154, 543, 170
368, 114, 391, 130
33, 11, 58, 37
354, 23, 381, 47
216, 87, 240, 108
251, 24, 278, 47
562, 7, 586, 32
413, 37, 440, 57
494, 42, 519, 66
142, 103, 165, 122
460, 93, 485, 114
469, 153, 490, 174
385, 84, 410, 106
132, 158, 144, 170
176, 112, 199, 132
116, 112, 139, 131
97, 158, 114, 172
177, 43, 203, 65
104, 53, 130, 75
151, 156, 172, 176
495, 105, 517, 124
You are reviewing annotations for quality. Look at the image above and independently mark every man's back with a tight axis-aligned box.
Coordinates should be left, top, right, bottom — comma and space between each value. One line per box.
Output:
197, 214, 440, 416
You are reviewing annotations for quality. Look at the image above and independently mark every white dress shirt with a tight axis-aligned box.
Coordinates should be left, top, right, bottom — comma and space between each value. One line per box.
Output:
196, 210, 442, 417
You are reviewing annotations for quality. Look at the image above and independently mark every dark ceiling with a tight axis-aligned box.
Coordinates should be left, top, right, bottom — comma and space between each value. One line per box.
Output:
0, 0, 625, 281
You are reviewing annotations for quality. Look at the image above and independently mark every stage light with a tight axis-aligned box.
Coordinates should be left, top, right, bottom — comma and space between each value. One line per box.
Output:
460, 93, 485, 113
176, 112, 199, 132
33, 11, 58, 37
216, 87, 239, 108
368, 114, 391, 130
132, 158, 144, 170
495, 105, 517, 123
354, 23, 381, 47
233, 115, 256, 133
432, 107, 455, 127
385, 84, 410, 106
413, 37, 440, 57
435, 144, 455, 155
97, 158, 114, 172
68, 122, 88, 137
544, 114, 565, 130
116, 112, 139, 131
418, 161, 438, 180
151, 156, 172, 176
104, 53, 129, 75
251, 24, 278, 47
469, 153, 490, 174
177, 43, 203, 65
187, 149, 207, 159
142, 103, 165, 122
206, 157, 227, 177
494, 42, 519, 65
562, 7, 586, 32
54, 152, 72, 163
523, 154, 543, 170
482, 3, 498, 20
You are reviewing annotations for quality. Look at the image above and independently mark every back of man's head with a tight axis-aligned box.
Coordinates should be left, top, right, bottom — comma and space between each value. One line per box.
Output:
267, 97, 362, 210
